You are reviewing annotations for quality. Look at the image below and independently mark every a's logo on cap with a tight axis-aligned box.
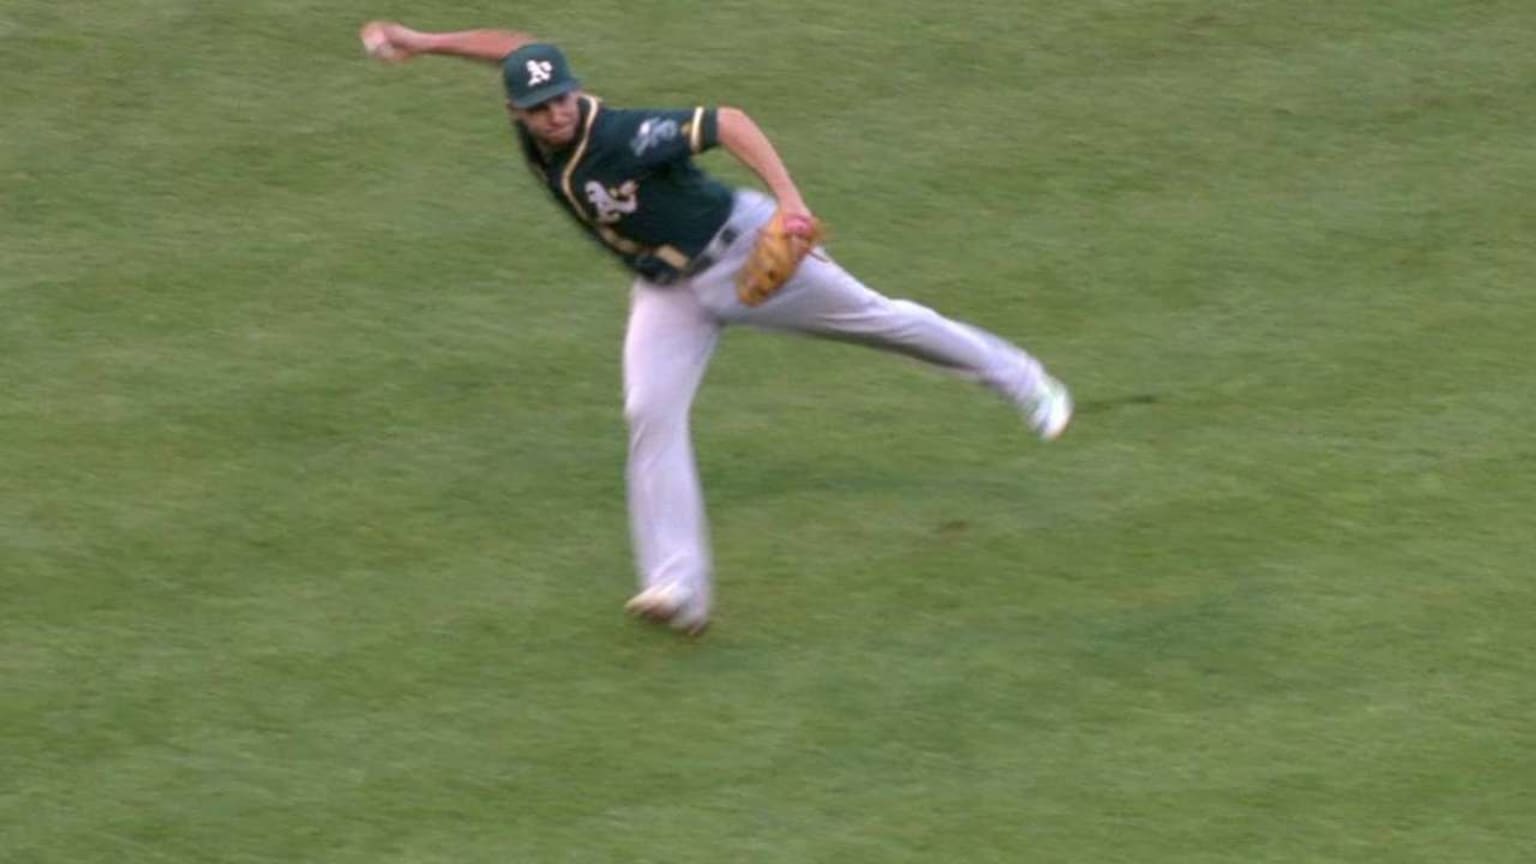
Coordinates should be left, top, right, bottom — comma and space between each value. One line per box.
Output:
526, 60, 554, 87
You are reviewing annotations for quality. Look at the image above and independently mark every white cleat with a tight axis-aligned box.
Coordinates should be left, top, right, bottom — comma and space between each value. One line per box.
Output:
624, 583, 710, 636
1026, 374, 1073, 441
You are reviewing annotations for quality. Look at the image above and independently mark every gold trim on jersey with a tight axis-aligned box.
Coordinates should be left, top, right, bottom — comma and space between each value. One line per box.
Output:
655, 245, 689, 269
688, 107, 705, 153
559, 95, 602, 219
596, 226, 643, 256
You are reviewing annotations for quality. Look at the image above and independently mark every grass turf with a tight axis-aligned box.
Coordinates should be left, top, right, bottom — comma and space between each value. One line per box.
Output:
3, 1, 1534, 861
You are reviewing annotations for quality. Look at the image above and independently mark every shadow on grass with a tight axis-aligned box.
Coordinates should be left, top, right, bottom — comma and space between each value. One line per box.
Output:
1074, 393, 1161, 415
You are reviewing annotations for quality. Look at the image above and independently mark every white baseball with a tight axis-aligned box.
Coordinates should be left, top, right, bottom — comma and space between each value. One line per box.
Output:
360, 23, 402, 61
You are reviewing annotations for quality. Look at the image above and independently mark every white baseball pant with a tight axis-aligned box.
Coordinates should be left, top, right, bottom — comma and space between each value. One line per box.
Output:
623, 189, 1049, 615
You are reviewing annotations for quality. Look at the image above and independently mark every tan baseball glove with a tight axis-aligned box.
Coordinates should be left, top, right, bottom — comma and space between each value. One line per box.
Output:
736, 212, 824, 307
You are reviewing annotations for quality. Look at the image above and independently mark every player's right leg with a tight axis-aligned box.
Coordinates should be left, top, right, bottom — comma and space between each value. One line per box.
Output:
621, 277, 721, 633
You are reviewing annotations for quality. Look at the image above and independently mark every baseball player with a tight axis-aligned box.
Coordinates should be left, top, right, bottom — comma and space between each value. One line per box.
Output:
359, 22, 1073, 635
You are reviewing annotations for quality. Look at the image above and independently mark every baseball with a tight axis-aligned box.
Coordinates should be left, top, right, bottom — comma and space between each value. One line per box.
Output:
360, 22, 402, 62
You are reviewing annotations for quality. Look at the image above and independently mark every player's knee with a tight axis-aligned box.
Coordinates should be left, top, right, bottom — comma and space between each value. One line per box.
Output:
623, 390, 687, 431
877, 299, 944, 342
889, 298, 940, 322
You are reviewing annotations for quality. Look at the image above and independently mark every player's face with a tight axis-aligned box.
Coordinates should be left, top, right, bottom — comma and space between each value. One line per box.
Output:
512, 91, 581, 149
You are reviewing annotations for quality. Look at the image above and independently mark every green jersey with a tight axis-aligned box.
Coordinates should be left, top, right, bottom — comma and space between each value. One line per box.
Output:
516, 95, 735, 283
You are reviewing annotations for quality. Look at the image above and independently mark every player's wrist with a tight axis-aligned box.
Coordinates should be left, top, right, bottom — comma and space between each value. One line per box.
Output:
396, 27, 437, 55
774, 190, 809, 217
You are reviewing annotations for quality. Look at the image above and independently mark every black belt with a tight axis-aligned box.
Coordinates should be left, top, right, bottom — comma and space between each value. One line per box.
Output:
675, 226, 740, 280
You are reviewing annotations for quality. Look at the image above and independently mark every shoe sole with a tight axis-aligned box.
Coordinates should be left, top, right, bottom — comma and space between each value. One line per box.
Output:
625, 590, 709, 637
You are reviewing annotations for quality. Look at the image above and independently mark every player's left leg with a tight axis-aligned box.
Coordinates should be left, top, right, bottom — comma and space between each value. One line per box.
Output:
699, 252, 1072, 438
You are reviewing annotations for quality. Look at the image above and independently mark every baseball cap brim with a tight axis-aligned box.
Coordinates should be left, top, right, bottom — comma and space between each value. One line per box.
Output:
510, 78, 580, 109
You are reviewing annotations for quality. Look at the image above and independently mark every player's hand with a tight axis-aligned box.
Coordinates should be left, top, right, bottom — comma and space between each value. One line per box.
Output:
776, 199, 817, 238
359, 20, 419, 63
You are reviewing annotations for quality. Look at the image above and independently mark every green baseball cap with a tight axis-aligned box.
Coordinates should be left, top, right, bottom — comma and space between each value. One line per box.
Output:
503, 43, 581, 109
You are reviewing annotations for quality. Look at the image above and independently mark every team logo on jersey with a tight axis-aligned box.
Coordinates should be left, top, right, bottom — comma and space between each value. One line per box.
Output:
630, 118, 680, 157
585, 180, 639, 224
525, 60, 554, 86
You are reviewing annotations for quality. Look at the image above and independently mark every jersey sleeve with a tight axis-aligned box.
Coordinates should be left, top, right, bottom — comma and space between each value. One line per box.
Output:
613, 107, 720, 167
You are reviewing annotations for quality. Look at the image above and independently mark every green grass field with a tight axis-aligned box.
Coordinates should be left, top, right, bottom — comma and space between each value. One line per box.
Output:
4, 1, 1535, 861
